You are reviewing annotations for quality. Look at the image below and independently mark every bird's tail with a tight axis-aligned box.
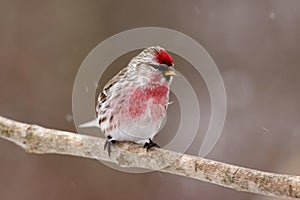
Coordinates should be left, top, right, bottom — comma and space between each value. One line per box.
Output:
78, 118, 99, 128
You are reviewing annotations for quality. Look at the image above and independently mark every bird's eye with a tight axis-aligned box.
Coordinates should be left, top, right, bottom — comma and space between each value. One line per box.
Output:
151, 64, 160, 70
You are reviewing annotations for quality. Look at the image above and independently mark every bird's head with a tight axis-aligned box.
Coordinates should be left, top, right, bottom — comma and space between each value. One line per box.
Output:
131, 46, 176, 82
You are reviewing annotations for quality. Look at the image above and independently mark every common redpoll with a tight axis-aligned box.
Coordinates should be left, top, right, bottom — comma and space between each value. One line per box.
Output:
96, 46, 175, 156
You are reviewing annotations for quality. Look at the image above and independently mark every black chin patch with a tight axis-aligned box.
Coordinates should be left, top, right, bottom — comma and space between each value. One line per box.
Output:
164, 75, 171, 81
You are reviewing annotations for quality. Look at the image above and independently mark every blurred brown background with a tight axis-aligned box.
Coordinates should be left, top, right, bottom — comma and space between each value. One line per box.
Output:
1, 0, 300, 199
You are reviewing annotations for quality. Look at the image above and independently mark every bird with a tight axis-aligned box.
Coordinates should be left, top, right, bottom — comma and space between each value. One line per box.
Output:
96, 46, 175, 156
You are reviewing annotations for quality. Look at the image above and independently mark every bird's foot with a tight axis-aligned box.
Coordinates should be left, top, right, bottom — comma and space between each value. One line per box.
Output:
143, 139, 160, 151
104, 135, 116, 157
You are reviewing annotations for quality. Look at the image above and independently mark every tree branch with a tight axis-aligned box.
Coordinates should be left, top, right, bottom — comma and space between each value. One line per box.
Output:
0, 116, 299, 199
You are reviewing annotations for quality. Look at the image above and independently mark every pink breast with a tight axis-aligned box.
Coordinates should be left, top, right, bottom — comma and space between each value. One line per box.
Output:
128, 85, 168, 118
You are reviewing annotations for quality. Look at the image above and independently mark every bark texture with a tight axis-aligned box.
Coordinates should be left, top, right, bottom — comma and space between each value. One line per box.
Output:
0, 116, 299, 199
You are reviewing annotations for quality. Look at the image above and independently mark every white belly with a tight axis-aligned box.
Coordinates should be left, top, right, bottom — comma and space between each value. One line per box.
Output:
108, 103, 166, 143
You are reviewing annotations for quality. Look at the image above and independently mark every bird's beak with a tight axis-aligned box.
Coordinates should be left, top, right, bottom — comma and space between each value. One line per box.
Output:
164, 68, 176, 76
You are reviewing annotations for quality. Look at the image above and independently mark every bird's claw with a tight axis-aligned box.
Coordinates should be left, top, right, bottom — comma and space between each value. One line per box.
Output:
143, 139, 160, 151
104, 135, 116, 157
